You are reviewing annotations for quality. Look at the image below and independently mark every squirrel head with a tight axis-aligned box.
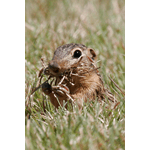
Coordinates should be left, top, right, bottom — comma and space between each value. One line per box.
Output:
46, 43, 97, 76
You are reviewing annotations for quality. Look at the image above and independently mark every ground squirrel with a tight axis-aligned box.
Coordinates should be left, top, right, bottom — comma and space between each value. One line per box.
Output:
41, 43, 116, 109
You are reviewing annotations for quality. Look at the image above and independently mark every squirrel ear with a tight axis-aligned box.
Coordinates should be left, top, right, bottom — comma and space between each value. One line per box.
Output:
87, 48, 97, 61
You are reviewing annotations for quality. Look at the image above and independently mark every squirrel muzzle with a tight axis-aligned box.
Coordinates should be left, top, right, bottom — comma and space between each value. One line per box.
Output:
49, 61, 60, 74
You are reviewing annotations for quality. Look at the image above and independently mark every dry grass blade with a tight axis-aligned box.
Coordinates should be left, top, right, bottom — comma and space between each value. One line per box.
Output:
72, 56, 83, 68
41, 57, 46, 68
71, 73, 85, 78
108, 101, 121, 116
30, 75, 51, 95
108, 76, 125, 96
58, 75, 66, 86
66, 93, 74, 103
38, 68, 44, 78
81, 66, 101, 75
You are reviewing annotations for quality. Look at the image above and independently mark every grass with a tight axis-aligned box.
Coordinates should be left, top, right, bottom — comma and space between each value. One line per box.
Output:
25, 0, 125, 149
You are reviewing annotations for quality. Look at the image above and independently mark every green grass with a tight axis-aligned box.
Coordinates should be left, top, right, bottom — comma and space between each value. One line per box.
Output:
25, 0, 125, 149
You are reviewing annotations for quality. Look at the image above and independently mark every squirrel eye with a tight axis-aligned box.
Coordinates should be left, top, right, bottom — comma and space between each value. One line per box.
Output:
73, 50, 82, 58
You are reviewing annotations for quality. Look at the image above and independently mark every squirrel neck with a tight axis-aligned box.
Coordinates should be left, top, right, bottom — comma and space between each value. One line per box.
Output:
66, 72, 104, 100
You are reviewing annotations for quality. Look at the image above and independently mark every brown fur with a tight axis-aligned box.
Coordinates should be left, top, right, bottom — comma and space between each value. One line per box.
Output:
42, 43, 116, 109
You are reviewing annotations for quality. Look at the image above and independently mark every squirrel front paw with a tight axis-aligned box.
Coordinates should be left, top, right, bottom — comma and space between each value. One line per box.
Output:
42, 82, 52, 95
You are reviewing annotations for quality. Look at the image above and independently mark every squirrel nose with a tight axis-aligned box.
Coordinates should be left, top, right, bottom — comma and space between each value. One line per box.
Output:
49, 61, 60, 74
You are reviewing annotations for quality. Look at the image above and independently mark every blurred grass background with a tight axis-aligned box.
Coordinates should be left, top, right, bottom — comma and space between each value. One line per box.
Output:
25, 0, 125, 149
